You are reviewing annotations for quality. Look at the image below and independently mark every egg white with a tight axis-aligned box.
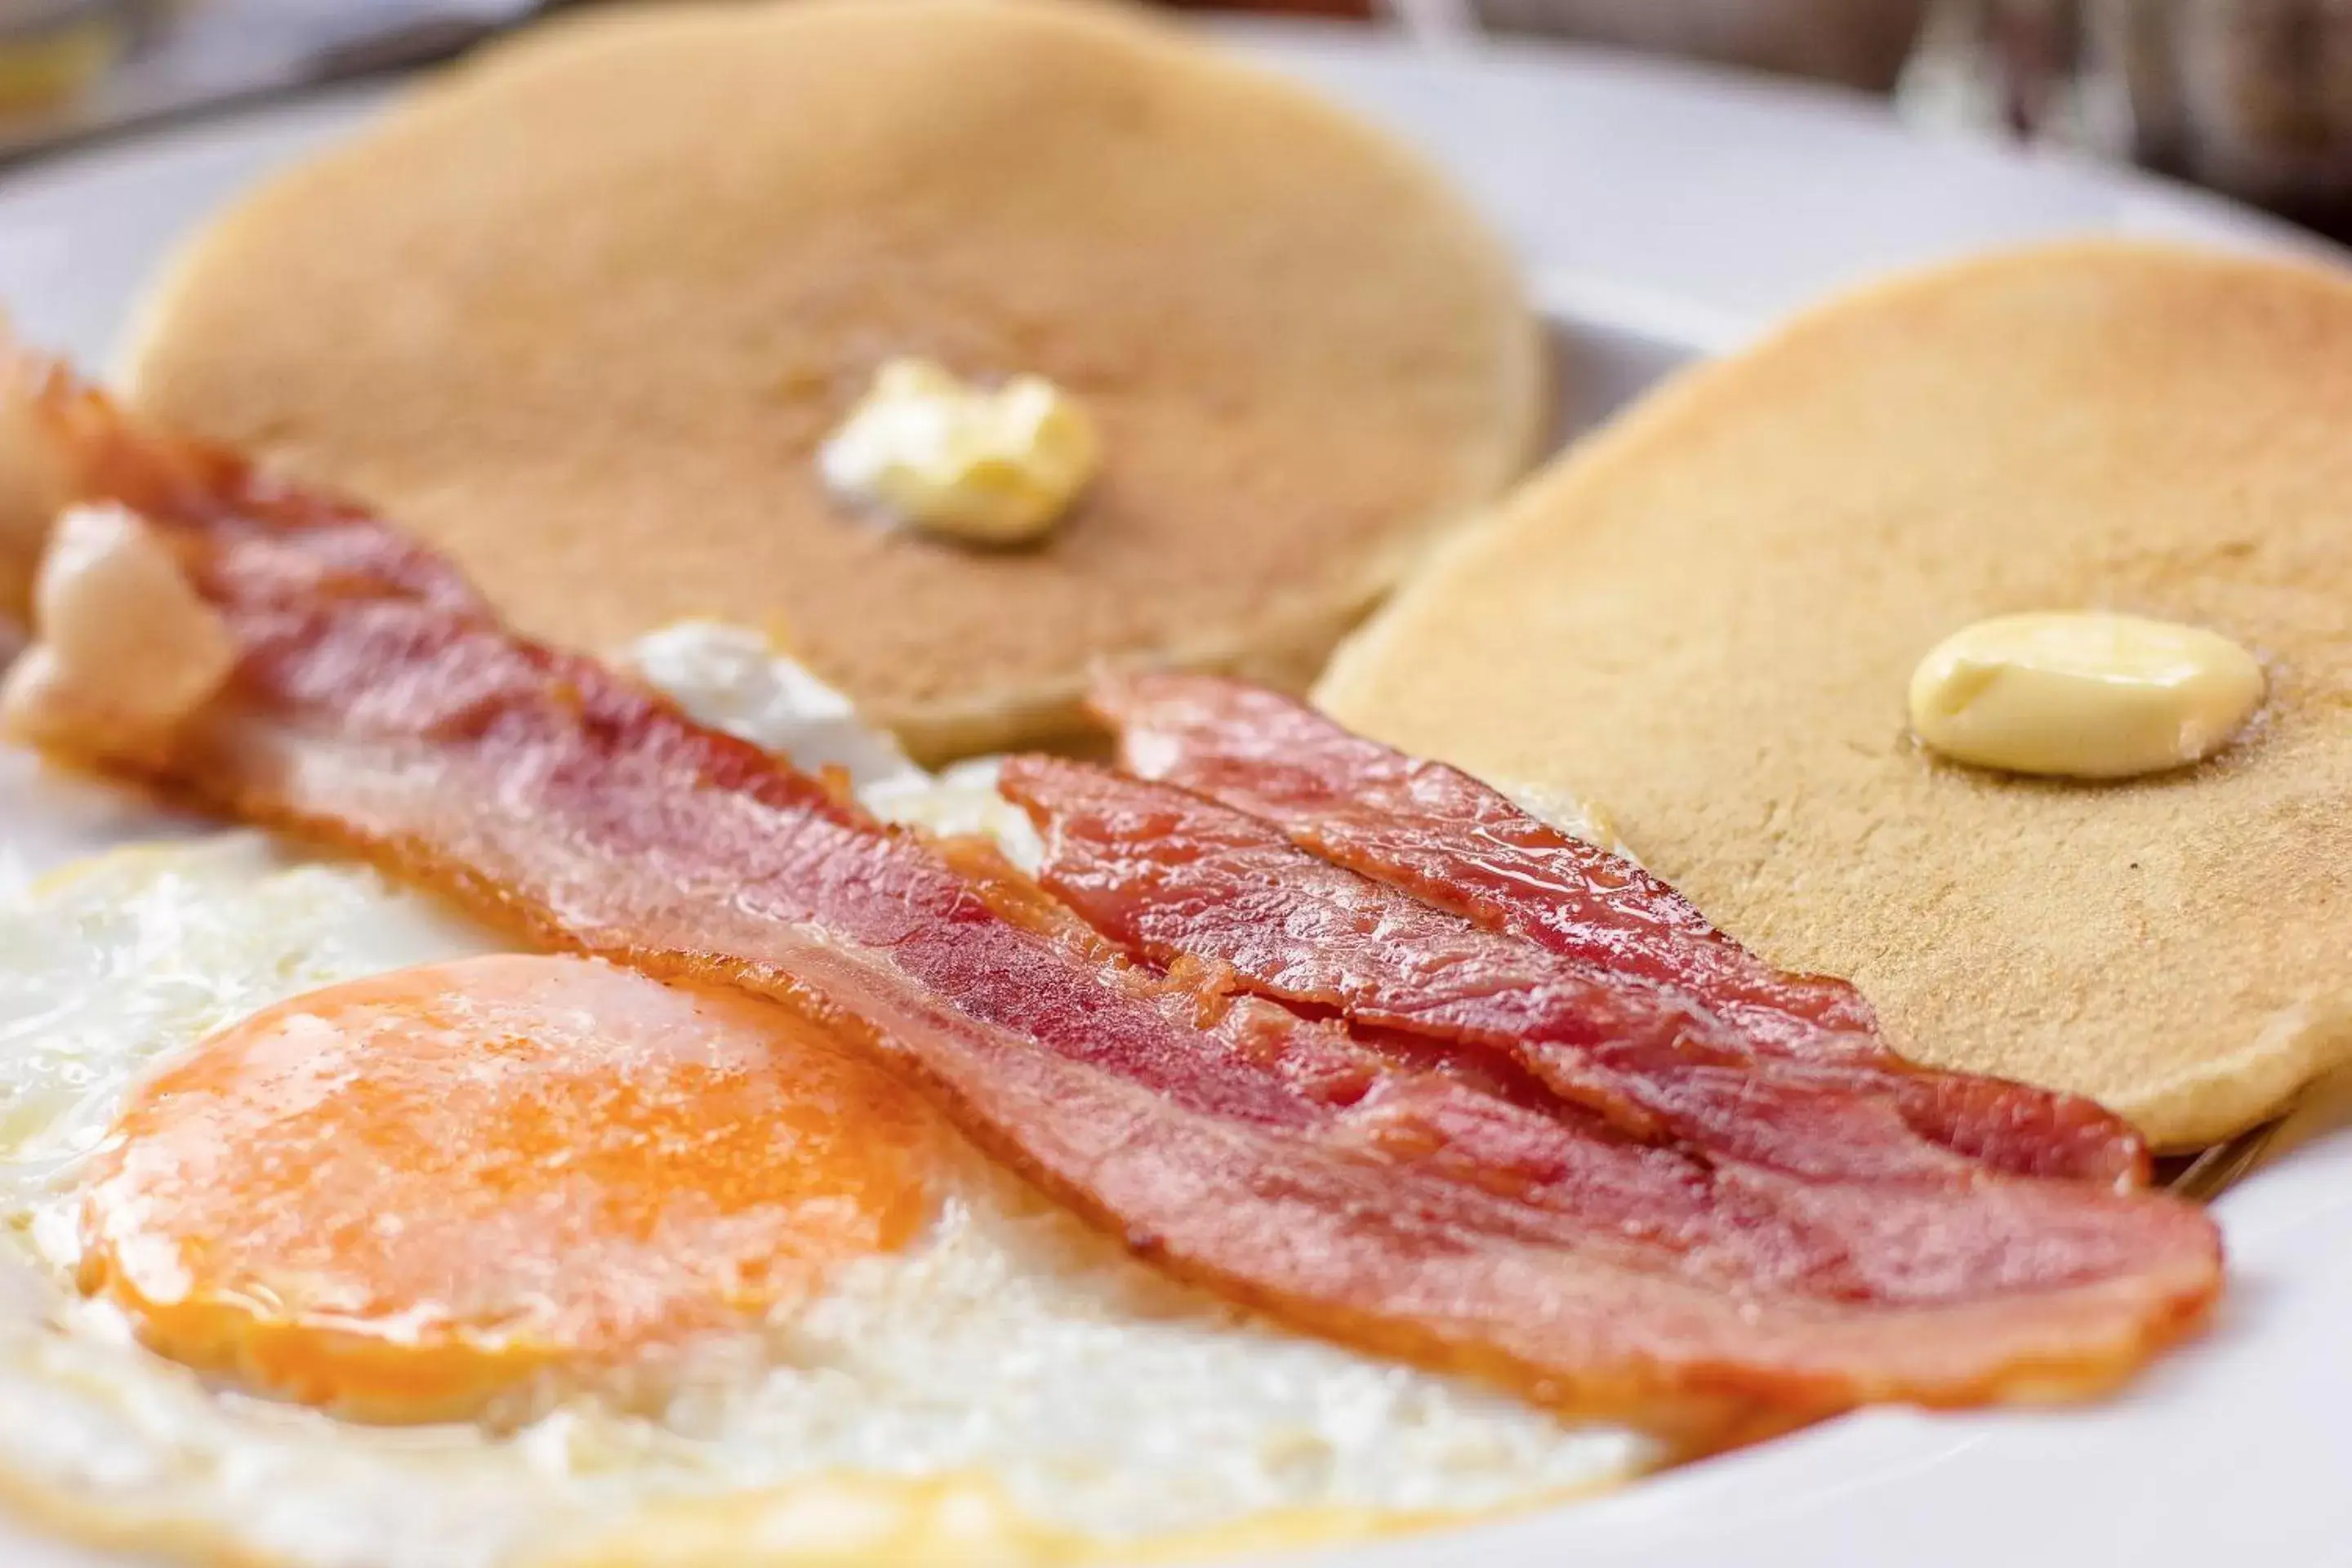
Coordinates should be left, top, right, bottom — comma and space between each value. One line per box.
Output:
0, 842, 1653, 1568
0, 636, 1658, 1566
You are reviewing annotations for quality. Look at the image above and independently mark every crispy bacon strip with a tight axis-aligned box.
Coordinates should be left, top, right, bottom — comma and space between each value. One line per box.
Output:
1095, 671, 2147, 1188
0, 353, 2221, 1450
1002, 755, 2096, 1187
935, 822, 2198, 1308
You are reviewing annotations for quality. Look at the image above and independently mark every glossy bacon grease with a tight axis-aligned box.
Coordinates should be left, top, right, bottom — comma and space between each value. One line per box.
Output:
0, 350, 2221, 1454
1093, 670, 2149, 1189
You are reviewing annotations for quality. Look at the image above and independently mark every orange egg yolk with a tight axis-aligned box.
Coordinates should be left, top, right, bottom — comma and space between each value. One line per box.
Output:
77, 953, 942, 1423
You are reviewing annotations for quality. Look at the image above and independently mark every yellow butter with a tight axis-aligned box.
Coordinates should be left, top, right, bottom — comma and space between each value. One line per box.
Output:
1908, 612, 2265, 780
818, 359, 1099, 545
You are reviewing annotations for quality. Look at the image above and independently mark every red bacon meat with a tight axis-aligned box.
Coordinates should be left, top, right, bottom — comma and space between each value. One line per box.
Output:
1093, 671, 2147, 1187
1000, 754, 2133, 1189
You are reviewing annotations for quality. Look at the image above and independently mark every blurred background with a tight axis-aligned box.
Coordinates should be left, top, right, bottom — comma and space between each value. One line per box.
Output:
7, 1, 2352, 241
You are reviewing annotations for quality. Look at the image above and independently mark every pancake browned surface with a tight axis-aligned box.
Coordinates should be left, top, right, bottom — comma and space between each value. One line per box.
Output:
1317, 241, 2352, 1151
124, 0, 1544, 762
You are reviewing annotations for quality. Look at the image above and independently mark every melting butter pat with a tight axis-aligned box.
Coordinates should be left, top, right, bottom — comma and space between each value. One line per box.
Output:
1908, 612, 2265, 780
819, 358, 1099, 545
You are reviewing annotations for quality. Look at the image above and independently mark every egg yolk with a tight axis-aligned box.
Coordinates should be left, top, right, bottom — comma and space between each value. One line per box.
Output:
77, 954, 942, 1423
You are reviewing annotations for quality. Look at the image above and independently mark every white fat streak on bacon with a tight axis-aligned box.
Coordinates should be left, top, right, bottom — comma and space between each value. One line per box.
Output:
0, 503, 235, 765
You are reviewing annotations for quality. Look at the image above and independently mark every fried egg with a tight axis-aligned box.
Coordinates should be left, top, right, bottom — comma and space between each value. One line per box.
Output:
0, 630, 1659, 1568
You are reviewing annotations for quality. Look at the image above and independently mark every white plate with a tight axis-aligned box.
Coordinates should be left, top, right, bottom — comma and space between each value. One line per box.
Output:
1, 22, 2347, 1568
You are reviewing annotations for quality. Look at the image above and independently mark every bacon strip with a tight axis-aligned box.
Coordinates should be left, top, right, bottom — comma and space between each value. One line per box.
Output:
1004, 755, 2078, 1187
941, 815, 2198, 1307
1095, 671, 2147, 1188
0, 354, 2221, 1450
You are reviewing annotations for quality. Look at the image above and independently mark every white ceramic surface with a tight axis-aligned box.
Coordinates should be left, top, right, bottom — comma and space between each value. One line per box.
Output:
0, 21, 2345, 1568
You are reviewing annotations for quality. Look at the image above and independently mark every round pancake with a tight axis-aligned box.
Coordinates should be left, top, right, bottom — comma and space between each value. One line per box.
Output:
124, 0, 1544, 763
1316, 241, 2352, 1150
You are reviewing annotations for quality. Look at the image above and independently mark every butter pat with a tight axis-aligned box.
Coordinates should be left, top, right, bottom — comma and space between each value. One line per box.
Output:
1908, 612, 2265, 780
818, 358, 1099, 545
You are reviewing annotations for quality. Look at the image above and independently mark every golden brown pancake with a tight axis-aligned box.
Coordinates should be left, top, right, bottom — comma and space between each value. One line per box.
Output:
1318, 241, 2352, 1150
124, 0, 1544, 762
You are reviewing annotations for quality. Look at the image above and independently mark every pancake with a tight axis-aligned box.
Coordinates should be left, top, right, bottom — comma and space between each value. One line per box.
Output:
1316, 241, 2352, 1151
123, 0, 1544, 763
